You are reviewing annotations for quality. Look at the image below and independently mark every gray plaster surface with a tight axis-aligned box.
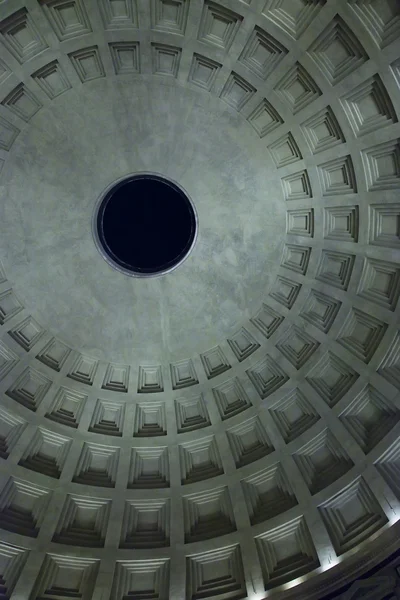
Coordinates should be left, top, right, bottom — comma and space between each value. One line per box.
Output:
0, 77, 285, 364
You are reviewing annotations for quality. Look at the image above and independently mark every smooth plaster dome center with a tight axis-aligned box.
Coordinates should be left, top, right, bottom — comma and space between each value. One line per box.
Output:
94, 174, 198, 277
0, 78, 286, 364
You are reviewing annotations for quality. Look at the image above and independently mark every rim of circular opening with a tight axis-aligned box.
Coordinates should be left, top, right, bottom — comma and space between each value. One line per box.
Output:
92, 172, 198, 278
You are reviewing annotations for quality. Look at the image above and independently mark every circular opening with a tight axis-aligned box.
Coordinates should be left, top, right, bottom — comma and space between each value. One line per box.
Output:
94, 174, 197, 277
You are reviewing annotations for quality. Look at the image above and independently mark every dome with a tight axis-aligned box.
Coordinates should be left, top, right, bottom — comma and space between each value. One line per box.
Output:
0, 0, 399, 598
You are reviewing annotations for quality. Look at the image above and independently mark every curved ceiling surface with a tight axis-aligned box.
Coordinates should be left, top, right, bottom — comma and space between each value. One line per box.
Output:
0, 0, 399, 599
0, 78, 285, 363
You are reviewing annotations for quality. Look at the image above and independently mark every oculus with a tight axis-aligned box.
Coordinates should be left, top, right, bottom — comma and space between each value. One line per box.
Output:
94, 174, 197, 277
